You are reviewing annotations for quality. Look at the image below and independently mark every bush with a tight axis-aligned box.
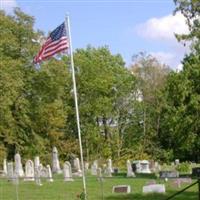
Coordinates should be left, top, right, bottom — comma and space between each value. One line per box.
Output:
175, 162, 191, 173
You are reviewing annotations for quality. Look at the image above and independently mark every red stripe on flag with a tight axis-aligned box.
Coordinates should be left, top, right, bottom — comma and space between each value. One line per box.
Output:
42, 45, 69, 60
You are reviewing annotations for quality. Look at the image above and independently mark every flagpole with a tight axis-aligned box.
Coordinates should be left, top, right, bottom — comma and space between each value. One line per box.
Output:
65, 15, 87, 199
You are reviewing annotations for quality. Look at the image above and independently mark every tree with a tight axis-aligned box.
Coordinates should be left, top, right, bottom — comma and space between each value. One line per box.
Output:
130, 53, 171, 160
0, 9, 39, 161
157, 0, 200, 162
73, 46, 136, 161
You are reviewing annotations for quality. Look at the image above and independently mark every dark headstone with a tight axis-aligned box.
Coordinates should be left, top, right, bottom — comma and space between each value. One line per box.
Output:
112, 185, 131, 193
192, 167, 200, 178
159, 171, 179, 178
131, 163, 137, 173
113, 168, 118, 174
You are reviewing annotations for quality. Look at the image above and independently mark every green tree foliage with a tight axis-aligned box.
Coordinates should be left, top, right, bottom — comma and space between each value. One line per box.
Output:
0, 9, 73, 163
0, 10, 137, 165
159, 54, 200, 162
1, 5, 199, 165
157, 0, 200, 162
0, 9, 39, 161
130, 53, 171, 160
73, 46, 136, 161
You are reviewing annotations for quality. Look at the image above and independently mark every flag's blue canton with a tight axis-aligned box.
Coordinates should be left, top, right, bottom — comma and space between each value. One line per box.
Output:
50, 22, 66, 41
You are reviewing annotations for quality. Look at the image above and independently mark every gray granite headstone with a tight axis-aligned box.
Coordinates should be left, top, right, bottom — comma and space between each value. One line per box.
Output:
160, 171, 179, 178
7, 162, 14, 181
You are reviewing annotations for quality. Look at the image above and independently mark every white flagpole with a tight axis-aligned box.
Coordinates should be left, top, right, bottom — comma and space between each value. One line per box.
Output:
65, 15, 87, 199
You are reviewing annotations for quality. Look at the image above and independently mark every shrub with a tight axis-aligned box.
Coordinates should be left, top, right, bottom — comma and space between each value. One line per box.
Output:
175, 162, 191, 173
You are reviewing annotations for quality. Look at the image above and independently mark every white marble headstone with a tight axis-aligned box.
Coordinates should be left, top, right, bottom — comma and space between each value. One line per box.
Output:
24, 160, 34, 181
52, 147, 62, 174
3, 159, 7, 175
14, 153, 24, 177
35, 165, 42, 186
34, 156, 40, 170
143, 184, 165, 194
108, 159, 113, 173
46, 165, 53, 182
127, 160, 135, 177
91, 160, 98, 175
85, 162, 89, 171
175, 159, 180, 165
63, 161, 73, 181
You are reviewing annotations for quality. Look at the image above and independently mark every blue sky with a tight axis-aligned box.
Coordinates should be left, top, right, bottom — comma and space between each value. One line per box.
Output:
1, 0, 189, 69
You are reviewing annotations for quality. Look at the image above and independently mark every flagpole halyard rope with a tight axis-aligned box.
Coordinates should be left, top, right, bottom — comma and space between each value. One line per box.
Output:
65, 14, 87, 200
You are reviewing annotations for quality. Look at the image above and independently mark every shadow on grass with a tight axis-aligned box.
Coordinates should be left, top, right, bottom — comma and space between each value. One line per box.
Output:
105, 191, 198, 200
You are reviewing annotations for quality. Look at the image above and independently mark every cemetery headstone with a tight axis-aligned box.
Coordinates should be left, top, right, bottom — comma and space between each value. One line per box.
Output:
63, 161, 73, 181
3, 159, 7, 175
73, 158, 82, 177
140, 160, 151, 173
108, 159, 113, 173
91, 160, 98, 175
192, 167, 200, 178
85, 162, 89, 171
14, 153, 24, 177
46, 165, 53, 182
175, 159, 180, 165
105, 165, 112, 177
127, 160, 135, 177
133, 160, 151, 173
34, 156, 40, 170
97, 167, 104, 182
52, 147, 62, 174
159, 171, 179, 178
112, 185, 131, 193
143, 184, 165, 194
113, 168, 119, 174
40, 166, 48, 178
35, 165, 42, 186
7, 162, 14, 181
24, 160, 34, 181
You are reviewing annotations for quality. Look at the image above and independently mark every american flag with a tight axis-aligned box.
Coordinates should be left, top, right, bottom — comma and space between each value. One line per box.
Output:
34, 22, 69, 63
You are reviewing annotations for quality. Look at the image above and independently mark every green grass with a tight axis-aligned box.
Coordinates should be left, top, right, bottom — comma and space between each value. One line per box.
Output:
0, 175, 198, 200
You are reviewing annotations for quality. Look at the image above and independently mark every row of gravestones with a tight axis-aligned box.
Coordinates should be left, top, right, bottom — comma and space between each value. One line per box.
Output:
2, 147, 184, 181
1, 147, 83, 185
3, 159, 76, 185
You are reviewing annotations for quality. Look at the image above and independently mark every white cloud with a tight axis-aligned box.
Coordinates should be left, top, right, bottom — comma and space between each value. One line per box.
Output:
150, 51, 183, 70
136, 12, 189, 42
0, 0, 17, 13
150, 51, 174, 65
135, 12, 190, 70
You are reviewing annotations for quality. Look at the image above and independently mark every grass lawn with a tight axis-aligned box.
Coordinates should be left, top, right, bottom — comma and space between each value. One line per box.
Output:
0, 174, 198, 200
